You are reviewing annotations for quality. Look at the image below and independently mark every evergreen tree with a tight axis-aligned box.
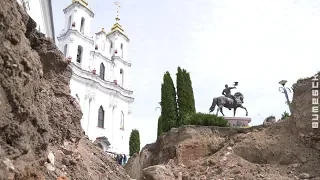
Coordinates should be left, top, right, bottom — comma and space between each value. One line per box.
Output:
157, 115, 163, 137
176, 67, 196, 125
161, 72, 178, 132
129, 129, 140, 156
176, 67, 187, 126
183, 69, 196, 113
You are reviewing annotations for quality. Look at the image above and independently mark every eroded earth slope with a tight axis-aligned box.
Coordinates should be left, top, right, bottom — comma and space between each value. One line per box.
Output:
0, 0, 130, 179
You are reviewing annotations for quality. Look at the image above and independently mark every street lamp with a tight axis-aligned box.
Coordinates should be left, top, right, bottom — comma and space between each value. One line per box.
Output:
278, 80, 292, 114
155, 102, 161, 112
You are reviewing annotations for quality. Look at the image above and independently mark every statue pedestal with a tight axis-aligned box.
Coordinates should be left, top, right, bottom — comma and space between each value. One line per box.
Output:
224, 117, 251, 126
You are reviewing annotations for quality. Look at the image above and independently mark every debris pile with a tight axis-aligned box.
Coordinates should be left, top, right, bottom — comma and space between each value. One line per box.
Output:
0, 0, 130, 179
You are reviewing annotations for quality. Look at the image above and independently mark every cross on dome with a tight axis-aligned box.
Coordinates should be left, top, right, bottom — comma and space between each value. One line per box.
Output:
114, 1, 121, 22
109, 0, 125, 33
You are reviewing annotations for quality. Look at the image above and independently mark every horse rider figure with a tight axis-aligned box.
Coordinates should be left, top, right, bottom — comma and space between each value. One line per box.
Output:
222, 84, 237, 110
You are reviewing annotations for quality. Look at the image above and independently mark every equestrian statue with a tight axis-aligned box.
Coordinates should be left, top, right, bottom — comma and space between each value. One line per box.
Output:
209, 82, 248, 117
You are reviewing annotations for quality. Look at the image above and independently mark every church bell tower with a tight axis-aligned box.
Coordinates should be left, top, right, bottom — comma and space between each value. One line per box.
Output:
57, 0, 94, 69
105, 1, 131, 89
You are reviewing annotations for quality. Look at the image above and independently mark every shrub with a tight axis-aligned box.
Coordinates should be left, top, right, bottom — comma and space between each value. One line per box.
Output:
266, 115, 276, 121
182, 112, 228, 127
281, 111, 290, 120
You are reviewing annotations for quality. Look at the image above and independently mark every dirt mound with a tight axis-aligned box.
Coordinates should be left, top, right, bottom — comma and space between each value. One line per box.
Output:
0, 0, 130, 179
125, 75, 320, 179
291, 75, 320, 150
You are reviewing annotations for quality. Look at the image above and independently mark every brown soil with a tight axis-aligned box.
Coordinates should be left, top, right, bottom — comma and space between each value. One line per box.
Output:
0, 0, 130, 179
125, 77, 320, 179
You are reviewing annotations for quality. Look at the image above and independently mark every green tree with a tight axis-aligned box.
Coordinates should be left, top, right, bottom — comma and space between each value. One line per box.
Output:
183, 69, 196, 113
176, 67, 187, 126
176, 67, 196, 125
129, 129, 140, 156
157, 115, 163, 137
161, 72, 178, 132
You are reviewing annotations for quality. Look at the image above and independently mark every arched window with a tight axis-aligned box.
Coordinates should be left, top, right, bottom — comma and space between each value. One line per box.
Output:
75, 94, 80, 102
120, 43, 123, 58
109, 41, 113, 53
97, 143, 103, 150
22, 1, 30, 11
76, 45, 83, 63
80, 17, 85, 33
64, 44, 68, 57
120, 111, 124, 130
98, 106, 105, 128
99, 63, 105, 80
68, 16, 72, 29
120, 69, 124, 86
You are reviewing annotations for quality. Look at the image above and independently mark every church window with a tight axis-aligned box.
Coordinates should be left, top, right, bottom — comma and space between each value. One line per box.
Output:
110, 41, 113, 53
68, 16, 72, 29
80, 17, 85, 33
97, 143, 103, 150
64, 44, 68, 57
98, 106, 105, 128
120, 111, 124, 130
76, 45, 83, 63
99, 63, 105, 80
75, 94, 80, 102
23, 0, 30, 11
120, 69, 124, 86
120, 43, 123, 58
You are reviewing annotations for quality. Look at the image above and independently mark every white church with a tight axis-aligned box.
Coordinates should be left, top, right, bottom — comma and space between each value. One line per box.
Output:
56, 0, 134, 155
17, 0, 55, 41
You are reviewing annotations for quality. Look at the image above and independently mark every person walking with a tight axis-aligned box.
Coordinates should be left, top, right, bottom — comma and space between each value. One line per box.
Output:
116, 154, 120, 164
123, 154, 127, 165
119, 154, 123, 165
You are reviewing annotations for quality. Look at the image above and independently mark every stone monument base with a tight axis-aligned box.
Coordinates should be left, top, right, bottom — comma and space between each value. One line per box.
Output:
224, 117, 252, 127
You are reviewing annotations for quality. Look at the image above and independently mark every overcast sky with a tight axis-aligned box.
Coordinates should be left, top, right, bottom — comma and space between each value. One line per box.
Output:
52, 0, 320, 149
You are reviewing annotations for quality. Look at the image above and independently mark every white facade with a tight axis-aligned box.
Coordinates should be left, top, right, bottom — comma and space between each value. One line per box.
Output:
17, 0, 55, 41
57, 0, 134, 155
